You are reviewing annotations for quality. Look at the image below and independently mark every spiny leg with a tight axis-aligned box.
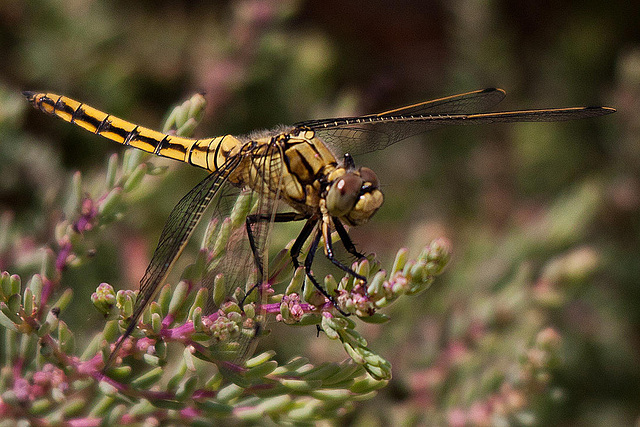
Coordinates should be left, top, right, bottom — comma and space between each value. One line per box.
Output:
321, 219, 366, 282
243, 212, 308, 302
284, 216, 350, 315
333, 217, 366, 259
289, 216, 319, 269
304, 227, 349, 316
245, 213, 351, 315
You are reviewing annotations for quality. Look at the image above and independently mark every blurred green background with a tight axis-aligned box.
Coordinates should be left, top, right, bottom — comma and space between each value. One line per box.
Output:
1, 0, 639, 425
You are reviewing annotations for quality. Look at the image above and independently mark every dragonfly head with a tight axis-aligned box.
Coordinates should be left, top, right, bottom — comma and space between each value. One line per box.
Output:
326, 164, 383, 226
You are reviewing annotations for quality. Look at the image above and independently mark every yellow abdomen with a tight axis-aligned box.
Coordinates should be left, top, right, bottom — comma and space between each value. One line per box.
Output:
23, 91, 241, 173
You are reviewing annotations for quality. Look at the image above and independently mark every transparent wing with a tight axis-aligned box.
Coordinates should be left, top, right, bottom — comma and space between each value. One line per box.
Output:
106, 155, 243, 367
368, 87, 506, 117
107, 139, 286, 371
233, 142, 285, 364
294, 89, 615, 156
199, 141, 285, 368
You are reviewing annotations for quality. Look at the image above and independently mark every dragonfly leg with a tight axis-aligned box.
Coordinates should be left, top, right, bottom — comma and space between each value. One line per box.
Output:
322, 220, 366, 282
304, 227, 349, 316
245, 212, 350, 315
262, 212, 309, 223
245, 212, 309, 273
289, 217, 318, 269
332, 217, 366, 259
243, 212, 309, 302
246, 211, 313, 273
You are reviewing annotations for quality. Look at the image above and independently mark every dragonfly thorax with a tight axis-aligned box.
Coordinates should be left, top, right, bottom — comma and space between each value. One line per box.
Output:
325, 165, 383, 226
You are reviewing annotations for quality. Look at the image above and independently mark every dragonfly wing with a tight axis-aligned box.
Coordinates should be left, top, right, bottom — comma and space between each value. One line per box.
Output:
301, 105, 614, 156
371, 88, 506, 117
293, 88, 506, 156
107, 154, 243, 367
303, 119, 443, 156
199, 141, 285, 366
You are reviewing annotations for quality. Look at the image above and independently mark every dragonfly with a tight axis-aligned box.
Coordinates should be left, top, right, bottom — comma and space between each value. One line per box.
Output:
23, 88, 615, 370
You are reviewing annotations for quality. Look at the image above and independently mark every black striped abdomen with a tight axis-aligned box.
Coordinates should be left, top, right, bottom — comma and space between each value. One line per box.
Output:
23, 91, 238, 172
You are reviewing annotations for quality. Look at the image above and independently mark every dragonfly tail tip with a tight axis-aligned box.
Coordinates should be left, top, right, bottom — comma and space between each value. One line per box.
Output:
22, 90, 37, 102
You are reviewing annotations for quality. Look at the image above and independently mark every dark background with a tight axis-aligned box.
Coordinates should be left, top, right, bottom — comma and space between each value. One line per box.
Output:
1, 0, 638, 424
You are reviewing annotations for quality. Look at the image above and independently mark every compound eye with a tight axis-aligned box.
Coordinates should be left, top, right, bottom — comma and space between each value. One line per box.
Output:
358, 167, 379, 188
326, 174, 362, 217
